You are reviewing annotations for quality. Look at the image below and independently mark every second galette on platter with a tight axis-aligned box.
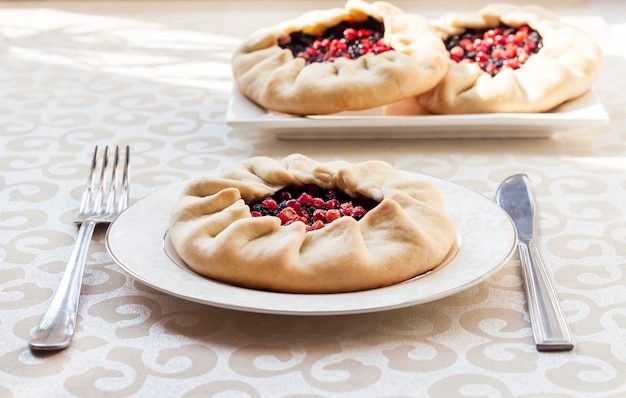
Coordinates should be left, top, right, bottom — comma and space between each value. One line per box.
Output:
413, 3, 604, 114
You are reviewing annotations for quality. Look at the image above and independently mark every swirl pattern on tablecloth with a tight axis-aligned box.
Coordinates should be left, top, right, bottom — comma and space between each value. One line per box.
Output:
1, 2, 626, 397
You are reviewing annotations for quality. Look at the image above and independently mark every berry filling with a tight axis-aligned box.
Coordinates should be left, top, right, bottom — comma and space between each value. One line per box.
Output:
445, 24, 543, 76
279, 17, 393, 64
248, 184, 378, 231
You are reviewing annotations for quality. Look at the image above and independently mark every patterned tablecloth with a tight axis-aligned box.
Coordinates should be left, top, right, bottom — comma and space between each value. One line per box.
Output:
1, 1, 625, 397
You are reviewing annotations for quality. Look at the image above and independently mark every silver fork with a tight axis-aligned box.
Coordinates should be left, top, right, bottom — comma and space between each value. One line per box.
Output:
29, 146, 130, 351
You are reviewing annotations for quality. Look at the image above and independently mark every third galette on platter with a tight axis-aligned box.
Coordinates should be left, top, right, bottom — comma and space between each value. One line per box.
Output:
413, 3, 604, 114
231, 0, 449, 115
168, 154, 457, 294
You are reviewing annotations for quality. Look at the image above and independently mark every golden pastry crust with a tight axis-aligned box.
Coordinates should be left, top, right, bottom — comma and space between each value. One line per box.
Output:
168, 154, 457, 293
231, 0, 449, 115
415, 3, 604, 114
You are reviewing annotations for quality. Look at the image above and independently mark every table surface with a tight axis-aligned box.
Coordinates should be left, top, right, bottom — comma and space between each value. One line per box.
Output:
2, 1, 625, 397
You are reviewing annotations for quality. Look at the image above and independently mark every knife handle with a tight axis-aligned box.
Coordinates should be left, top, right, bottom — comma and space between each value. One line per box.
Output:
517, 240, 574, 351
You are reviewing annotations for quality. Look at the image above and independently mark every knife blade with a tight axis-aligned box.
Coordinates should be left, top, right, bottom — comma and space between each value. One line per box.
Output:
496, 174, 574, 352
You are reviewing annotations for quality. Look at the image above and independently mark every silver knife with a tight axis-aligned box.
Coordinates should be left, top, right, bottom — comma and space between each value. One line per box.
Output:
496, 174, 574, 352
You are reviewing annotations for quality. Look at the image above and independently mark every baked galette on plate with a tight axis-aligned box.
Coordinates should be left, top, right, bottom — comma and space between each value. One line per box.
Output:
231, 0, 449, 115
168, 154, 457, 293
413, 3, 604, 114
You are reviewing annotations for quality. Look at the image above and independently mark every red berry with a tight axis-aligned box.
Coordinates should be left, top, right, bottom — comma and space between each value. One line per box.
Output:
313, 209, 327, 222
524, 41, 537, 51
277, 207, 298, 224
297, 193, 314, 206
505, 44, 517, 58
475, 51, 488, 62
460, 38, 474, 51
491, 48, 505, 59
340, 202, 353, 215
485, 63, 497, 74
343, 28, 357, 40
518, 52, 529, 63
262, 198, 278, 211
285, 199, 301, 214
357, 29, 370, 38
330, 39, 347, 53
311, 197, 325, 208
504, 58, 520, 69
310, 220, 325, 230
450, 46, 464, 58
326, 209, 341, 222
325, 199, 340, 209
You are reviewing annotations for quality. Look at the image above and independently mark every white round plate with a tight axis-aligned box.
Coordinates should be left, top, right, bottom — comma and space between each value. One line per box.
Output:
106, 172, 517, 315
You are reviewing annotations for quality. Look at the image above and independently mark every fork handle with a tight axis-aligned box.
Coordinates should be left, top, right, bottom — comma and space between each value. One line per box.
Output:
29, 220, 97, 351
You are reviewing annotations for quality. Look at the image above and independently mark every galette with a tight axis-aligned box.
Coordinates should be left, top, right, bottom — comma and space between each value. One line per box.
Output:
168, 154, 457, 293
231, 0, 449, 115
413, 3, 604, 114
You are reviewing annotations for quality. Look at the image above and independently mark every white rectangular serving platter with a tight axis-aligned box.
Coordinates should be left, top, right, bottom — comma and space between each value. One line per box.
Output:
226, 87, 609, 140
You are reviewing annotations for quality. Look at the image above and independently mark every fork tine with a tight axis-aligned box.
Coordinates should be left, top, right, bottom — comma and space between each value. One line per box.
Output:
91, 146, 109, 214
78, 147, 99, 216
118, 145, 130, 212
105, 146, 120, 214
99, 145, 130, 215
